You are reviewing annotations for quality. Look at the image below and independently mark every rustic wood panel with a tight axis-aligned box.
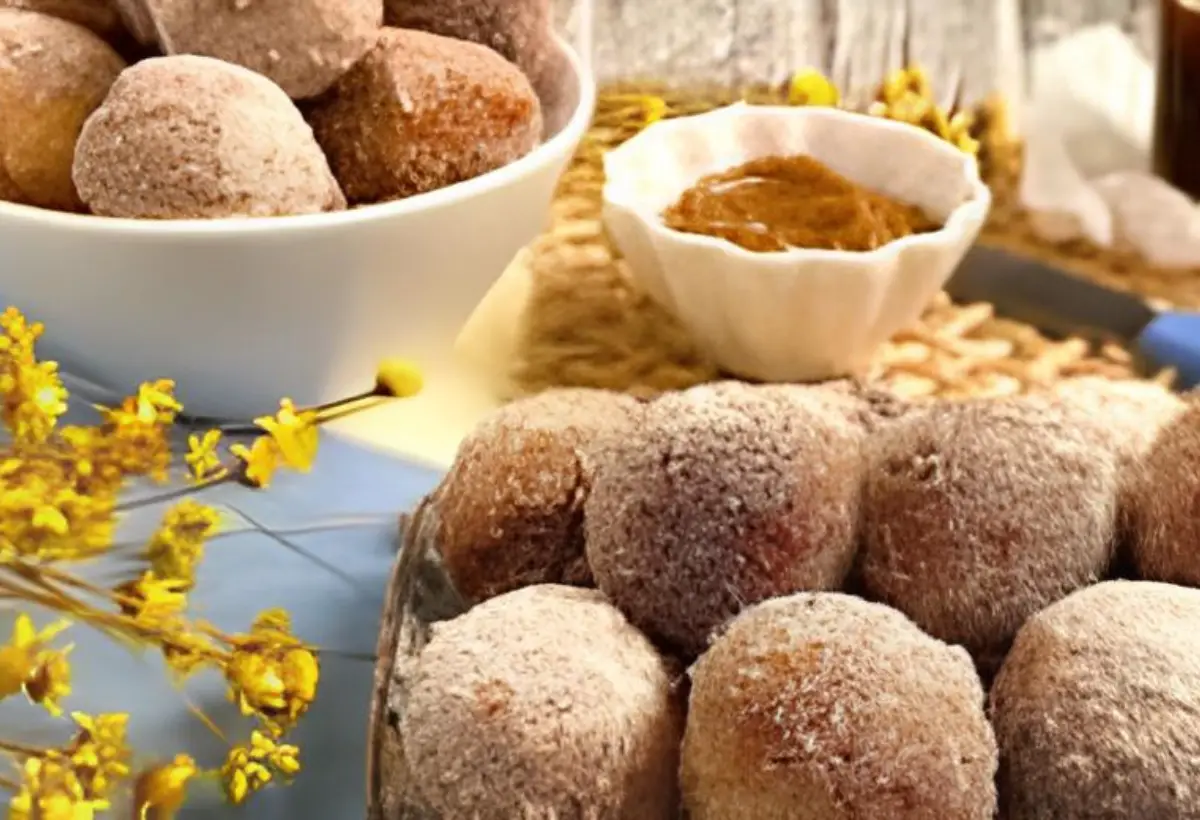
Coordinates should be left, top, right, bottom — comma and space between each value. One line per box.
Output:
557, 0, 1159, 124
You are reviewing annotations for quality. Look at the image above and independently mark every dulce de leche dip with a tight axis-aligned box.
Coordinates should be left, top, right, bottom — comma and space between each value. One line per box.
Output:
661, 154, 940, 253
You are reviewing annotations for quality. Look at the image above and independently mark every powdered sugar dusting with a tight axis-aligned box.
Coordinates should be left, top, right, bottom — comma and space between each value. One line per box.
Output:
683, 592, 996, 819
402, 584, 682, 818
991, 581, 1200, 818
434, 388, 643, 604
860, 395, 1120, 677
585, 380, 864, 657
1051, 376, 1185, 466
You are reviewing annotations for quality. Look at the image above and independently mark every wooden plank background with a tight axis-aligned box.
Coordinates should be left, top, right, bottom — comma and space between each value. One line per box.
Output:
556, 0, 1158, 125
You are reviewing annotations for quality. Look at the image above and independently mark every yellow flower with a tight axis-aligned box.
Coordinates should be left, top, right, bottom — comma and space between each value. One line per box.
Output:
374, 359, 424, 399
220, 731, 301, 804
0, 614, 72, 713
115, 572, 189, 624
0, 445, 119, 560
224, 610, 319, 730
24, 646, 73, 716
134, 380, 182, 425
67, 712, 132, 800
131, 755, 196, 820
144, 500, 220, 588
184, 429, 225, 482
788, 68, 839, 107
253, 399, 318, 473
230, 436, 281, 489
7, 756, 108, 820
0, 308, 68, 445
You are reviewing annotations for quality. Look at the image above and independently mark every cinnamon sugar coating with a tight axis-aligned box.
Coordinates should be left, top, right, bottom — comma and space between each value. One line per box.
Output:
402, 585, 683, 819
991, 581, 1200, 819
434, 388, 643, 604
859, 396, 1119, 677
1127, 401, 1200, 585
0, 8, 124, 211
306, 27, 542, 205
116, 0, 382, 99
585, 381, 864, 657
72, 55, 346, 219
383, 0, 551, 84
683, 593, 997, 820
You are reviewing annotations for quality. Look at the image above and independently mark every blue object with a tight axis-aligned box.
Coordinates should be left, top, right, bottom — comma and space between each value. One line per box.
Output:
1137, 311, 1200, 390
0, 410, 444, 818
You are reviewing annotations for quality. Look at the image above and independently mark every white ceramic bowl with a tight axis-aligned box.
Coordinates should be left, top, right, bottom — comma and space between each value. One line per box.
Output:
0, 36, 594, 418
602, 104, 992, 383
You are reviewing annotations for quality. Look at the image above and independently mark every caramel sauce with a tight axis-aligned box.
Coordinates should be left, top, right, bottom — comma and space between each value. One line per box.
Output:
661, 154, 940, 253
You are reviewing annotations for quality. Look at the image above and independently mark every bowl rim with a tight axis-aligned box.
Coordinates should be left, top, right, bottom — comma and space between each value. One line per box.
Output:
602, 103, 993, 268
0, 34, 597, 238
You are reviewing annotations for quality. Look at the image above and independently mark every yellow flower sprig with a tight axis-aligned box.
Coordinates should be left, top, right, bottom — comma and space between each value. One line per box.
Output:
0, 305, 426, 818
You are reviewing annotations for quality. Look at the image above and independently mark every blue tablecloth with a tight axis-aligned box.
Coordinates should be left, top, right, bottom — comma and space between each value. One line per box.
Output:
0, 416, 443, 818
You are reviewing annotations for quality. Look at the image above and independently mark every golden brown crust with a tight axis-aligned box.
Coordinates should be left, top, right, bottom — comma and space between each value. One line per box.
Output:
306, 27, 542, 205
859, 395, 1119, 677
683, 593, 997, 820
0, 8, 125, 212
991, 581, 1200, 820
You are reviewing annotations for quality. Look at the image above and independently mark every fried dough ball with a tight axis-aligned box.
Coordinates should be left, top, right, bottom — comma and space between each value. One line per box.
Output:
1051, 376, 1184, 466
401, 585, 683, 818
585, 381, 863, 657
307, 28, 542, 204
383, 0, 552, 85
113, 0, 382, 99
73, 55, 346, 219
0, 9, 125, 211
860, 396, 1119, 676
683, 592, 997, 820
433, 388, 643, 604
1127, 400, 1200, 586
991, 580, 1200, 819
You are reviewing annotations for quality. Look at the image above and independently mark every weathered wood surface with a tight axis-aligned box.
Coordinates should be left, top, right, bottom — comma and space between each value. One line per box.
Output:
556, 0, 1158, 123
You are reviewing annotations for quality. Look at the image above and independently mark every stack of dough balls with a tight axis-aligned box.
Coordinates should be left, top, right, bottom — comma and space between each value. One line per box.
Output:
396, 375, 1200, 819
0, 0, 555, 219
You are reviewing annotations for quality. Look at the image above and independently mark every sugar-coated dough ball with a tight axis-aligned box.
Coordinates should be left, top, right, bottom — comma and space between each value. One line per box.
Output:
0, 8, 125, 211
1050, 376, 1183, 466
73, 55, 346, 219
585, 381, 863, 657
860, 396, 1119, 676
1127, 401, 1200, 585
307, 27, 542, 204
683, 593, 997, 820
991, 580, 1200, 819
434, 388, 643, 604
114, 0, 382, 99
402, 585, 683, 818
384, 0, 553, 89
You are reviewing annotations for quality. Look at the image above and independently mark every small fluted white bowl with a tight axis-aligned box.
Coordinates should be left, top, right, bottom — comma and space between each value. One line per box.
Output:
602, 103, 992, 383
0, 36, 593, 419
